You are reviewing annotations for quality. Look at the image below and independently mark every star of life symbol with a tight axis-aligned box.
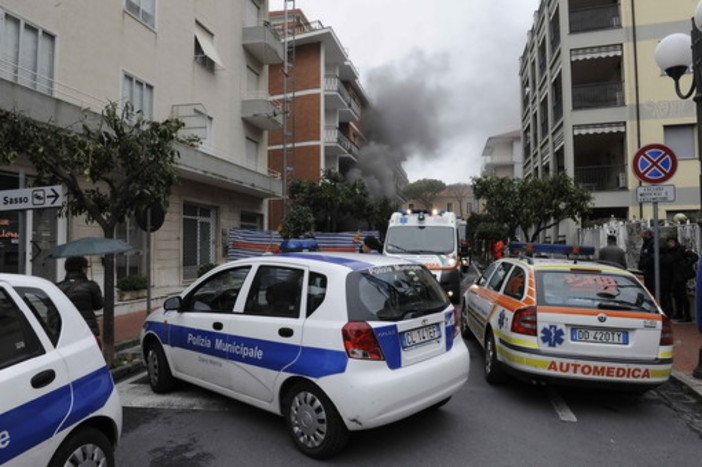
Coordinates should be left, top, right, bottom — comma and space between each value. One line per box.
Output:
498, 310, 506, 329
540, 325, 564, 347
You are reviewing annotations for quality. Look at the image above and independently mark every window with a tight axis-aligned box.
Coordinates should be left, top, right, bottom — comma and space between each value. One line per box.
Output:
0, 289, 43, 369
183, 267, 251, 312
194, 22, 223, 72
307, 272, 327, 316
125, 0, 155, 28
446, 202, 453, 212
246, 66, 260, 92
0, 10, 55, 94
487, 262, 513, 292
246, 137, 259, 169
476, 262, 498, 287
240, 212, 262, 230
503, 267, 526, 300
122, 73, 154, 120
664, 124, 696, 160
116, 217, 146, 281
16, 286, 61, 346
245, 266, 304, 318
183, 203, 216, 281
245, 0, 261, 27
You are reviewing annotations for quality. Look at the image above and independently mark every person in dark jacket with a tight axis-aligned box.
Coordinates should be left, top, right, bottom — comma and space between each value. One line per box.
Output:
638, 229, 655, 295
664, 237, 698, 321
56, 256, 104, 336
597, 234, 627, 269
361, 235, 382, 254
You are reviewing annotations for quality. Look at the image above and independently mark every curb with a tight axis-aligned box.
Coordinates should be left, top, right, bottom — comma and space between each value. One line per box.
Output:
670, 370, 702, 402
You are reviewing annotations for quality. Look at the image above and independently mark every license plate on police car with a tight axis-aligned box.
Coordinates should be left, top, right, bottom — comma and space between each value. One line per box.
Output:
401, 324, 441, 349
571, 328, 629, 345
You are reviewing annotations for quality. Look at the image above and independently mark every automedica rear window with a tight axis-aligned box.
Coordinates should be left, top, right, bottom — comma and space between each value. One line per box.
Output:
535, 269, 658, 313
346, 263, 450, 321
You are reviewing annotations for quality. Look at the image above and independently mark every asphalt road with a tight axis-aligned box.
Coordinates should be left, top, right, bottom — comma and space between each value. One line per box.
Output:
115, 337, 702, 467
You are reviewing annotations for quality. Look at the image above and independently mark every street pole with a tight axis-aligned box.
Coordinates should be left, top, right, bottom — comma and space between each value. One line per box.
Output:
690, 19, 702, 379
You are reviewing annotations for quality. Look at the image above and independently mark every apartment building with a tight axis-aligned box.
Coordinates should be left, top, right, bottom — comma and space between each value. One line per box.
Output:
266, 8, 371, 230
480, 130, 524, 179
521, 0, 701, 242
0, 1, 283, 299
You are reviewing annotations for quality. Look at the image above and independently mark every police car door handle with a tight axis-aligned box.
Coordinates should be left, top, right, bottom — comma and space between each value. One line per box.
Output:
278, 327, 294, 338
31, 369, 56, 389
212, 322, 223, 331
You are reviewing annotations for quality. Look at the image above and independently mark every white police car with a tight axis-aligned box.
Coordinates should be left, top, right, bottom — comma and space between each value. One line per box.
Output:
0, 273, 122, 466
141, 252, 470, 459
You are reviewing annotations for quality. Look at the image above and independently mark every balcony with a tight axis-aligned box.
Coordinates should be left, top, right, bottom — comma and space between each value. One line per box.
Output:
572, 81, 623, 110
574, 164, 627, 191
241, 92, 283, 130
569, 3, 620, 34
324, 75, 360, 122
242, 20, 284, 65
324, 126, 358, 159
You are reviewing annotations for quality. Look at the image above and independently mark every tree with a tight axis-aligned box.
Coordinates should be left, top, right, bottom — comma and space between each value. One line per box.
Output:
279, 204, 315, 239
0, 102, 194, 365
402, 178, 446, 209
472, 173, 593, 242
287, 169, 371, 232
446, 182, 472, 218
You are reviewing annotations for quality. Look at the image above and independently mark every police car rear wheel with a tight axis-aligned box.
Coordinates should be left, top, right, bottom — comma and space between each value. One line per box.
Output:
48, 426, 113, 467
146, 342, 176, 393
284, 382, 349, 459
485, 330, 508, 384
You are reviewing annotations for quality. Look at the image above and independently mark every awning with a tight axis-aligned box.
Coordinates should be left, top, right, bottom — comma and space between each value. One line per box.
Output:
571, 45, 622, 61
194, 28, 224, 67
573, 122, 626, 135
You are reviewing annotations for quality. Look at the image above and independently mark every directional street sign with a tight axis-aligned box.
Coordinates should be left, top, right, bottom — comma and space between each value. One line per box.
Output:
632, 144, 677, 184
636, 184, 676, 203
0, 185, 65, 212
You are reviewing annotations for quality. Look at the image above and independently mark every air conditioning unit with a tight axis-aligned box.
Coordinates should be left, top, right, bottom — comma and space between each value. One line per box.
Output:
617, 172, 627, 189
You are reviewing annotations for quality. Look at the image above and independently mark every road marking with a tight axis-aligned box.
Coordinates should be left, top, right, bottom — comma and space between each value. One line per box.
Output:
116, 371, 237, 411
547, 389, 577, 422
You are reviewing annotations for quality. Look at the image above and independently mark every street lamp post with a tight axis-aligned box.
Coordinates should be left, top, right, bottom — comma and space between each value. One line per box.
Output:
654, 2, 702, 380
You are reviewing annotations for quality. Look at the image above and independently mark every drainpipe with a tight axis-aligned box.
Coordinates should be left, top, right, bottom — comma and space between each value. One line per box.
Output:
631, 0, 644, 219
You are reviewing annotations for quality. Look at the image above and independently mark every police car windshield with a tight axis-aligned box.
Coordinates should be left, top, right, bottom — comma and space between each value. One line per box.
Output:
535, 270, 658, 313
345, 264, 449, 321
384, 227, 455, 254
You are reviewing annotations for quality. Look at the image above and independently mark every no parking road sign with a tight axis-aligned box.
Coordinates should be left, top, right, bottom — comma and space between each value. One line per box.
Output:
633, 144, 677, 184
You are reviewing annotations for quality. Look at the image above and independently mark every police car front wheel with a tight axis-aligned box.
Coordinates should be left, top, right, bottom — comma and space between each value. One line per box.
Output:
283, 382, 349, 459
48, 426, 114, 467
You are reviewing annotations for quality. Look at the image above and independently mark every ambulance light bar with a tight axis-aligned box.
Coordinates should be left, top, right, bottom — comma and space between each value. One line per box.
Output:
508, 242, 595, 257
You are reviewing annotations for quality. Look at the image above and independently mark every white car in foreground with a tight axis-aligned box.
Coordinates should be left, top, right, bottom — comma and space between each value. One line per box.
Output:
0, 273, 122, 466
141, 252, 470, 459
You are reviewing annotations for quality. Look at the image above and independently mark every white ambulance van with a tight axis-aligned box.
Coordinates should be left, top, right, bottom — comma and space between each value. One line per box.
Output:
383, 210, 467, 303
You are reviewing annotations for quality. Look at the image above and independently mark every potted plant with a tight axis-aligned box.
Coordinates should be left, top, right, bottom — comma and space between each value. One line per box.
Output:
117, 274, 148, 301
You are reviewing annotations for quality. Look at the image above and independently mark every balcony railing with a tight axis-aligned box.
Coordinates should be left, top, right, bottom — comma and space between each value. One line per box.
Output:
572, 81, 623, 110
324, 126, 358, 157
569, 4, 620, 34
574, 164, 627, 191
324, 75, 361, 119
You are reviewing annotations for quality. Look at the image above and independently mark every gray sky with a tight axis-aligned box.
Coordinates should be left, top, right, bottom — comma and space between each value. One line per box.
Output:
269, 0, 541, 185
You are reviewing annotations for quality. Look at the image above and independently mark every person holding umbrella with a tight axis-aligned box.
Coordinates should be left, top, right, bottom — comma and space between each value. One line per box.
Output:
56, 256, 104, 336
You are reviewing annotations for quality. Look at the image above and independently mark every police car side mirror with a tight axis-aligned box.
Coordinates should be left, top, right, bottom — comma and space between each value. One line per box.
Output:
164, 296, 182, 311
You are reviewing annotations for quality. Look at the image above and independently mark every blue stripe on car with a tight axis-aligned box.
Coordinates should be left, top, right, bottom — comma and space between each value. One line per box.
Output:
445, 310, 455, 351
374, 324, 401, 369
145, 322, 348, 378
0, 366, 112, 465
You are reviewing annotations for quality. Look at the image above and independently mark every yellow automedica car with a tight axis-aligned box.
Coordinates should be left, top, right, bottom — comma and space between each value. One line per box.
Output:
462, 243, 673, 392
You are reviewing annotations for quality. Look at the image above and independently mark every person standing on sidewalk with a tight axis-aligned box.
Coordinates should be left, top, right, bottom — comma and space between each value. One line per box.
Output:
56, 256, 104, 336
597, 234, 627, 269
664, 237, 698, 322
638, 229, 655, 294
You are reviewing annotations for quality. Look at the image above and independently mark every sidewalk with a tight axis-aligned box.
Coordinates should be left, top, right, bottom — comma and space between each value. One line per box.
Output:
670, 321, 702, 400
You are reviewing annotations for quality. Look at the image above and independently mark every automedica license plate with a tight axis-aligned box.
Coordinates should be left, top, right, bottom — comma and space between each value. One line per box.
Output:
570, 328, 629, 345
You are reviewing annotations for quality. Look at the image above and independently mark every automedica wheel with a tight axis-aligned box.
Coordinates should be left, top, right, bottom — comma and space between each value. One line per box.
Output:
146, 340, 176, 393
484, 330, 508, 384
460, 301, 472, 339
283, 382, 349, 459
48, 426, 114, 467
